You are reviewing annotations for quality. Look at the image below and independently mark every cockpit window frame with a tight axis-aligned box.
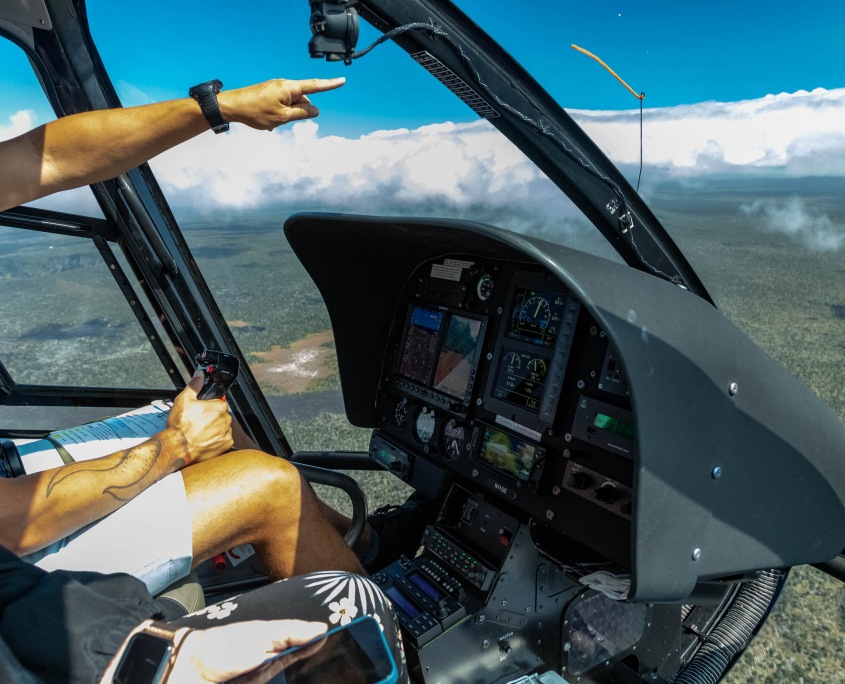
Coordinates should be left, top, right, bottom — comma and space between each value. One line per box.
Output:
0, 205, 181, 417
0, 5, 291, 455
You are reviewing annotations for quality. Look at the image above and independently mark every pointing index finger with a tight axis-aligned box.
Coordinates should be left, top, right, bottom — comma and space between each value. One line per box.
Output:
294, 77, 346, 96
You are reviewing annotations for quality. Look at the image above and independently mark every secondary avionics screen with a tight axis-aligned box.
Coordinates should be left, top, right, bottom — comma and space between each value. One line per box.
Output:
433, 314, 483, 399
477, 426, 542, 482
507, 288, 570, 348
398, 306, 443, 384
491, 347, 549, 414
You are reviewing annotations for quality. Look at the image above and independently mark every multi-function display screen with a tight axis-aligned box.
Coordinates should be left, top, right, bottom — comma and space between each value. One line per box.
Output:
398, 306, 443, 384
397, 305, 484, 403
478, 426, 542, 482
433, 314, 483, 399
491, 347, 549, 414
507, 287, 570, 348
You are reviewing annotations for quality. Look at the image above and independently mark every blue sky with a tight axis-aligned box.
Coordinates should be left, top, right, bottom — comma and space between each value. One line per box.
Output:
1, 0, 843, 253
1, 1, 844, 137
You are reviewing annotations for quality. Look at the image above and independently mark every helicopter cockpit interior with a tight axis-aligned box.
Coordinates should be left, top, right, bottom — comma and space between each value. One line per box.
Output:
279, 211, 845, 683
1, 1, 844, 683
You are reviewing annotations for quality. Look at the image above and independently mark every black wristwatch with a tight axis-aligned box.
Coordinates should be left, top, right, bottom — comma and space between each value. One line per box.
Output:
189, 79, 229, 134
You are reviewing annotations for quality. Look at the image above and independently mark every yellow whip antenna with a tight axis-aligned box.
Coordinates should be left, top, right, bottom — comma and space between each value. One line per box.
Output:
571, 44, 644, 101
571, 44, 646, 191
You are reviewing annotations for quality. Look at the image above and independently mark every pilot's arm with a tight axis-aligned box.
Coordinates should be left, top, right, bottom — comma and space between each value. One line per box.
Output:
0, 372, 233, 556
101, 620, 329, 684
0, 76, 345, 213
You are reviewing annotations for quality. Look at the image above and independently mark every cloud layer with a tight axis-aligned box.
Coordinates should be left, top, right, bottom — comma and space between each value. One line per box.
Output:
5, 88, 844, 247
147, 86, 845, 211
573, 87, 845, 176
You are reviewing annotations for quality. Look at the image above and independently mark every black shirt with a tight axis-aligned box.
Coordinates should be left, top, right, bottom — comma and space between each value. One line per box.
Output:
0, 545, 163, 683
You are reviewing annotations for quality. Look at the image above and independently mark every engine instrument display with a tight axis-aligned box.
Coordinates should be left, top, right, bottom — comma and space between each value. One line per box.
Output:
477, 426, 543, 482
491, 348, 549, 414
507, 287, 570, 348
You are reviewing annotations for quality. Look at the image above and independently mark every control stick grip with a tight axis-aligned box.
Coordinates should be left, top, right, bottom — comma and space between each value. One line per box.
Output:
195, 349, 239, 400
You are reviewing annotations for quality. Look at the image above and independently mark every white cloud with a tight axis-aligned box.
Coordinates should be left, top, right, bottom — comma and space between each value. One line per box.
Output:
0, 109, 38, 141
571, 87, 845, 175
5, 87, 845, 219
150, 118, 544, 211
147, 87, 845, 211
739, 196, 845, 251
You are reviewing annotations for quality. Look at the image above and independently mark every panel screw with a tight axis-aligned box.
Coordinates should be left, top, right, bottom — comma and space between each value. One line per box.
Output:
729, 382, 739, 396
711, 466, 722, 480
692, 548, 702, 561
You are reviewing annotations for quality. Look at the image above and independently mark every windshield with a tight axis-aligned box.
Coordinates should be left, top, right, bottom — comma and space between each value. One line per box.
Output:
2, 1, 843, 679
0, 33, 177, 429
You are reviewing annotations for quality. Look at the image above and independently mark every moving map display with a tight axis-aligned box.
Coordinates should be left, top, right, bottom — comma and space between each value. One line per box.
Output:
433, 314, 483, 399
478, 426, 542, 482
396, 305, 485, 409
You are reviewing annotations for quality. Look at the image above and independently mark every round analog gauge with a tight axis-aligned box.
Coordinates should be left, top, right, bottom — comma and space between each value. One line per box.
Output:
527, 357, 548, 380
504, 350, 522, 369
476, 273, 495, 301
441, 418, 467, 460
519, 295, 551, 331
394, 398, 409, 428
415, 407, 437, 444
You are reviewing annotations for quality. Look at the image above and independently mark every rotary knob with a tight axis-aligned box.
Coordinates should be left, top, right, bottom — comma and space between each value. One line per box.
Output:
595, 482, 618, 504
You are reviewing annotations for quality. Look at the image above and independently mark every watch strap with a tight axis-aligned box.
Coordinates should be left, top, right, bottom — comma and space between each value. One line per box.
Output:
145, 620, 193, 648
189, 79, 229, 134
99, 619, 193, 684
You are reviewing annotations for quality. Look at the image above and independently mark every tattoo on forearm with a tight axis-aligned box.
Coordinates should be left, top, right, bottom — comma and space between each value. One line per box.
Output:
46, 437, 165, 502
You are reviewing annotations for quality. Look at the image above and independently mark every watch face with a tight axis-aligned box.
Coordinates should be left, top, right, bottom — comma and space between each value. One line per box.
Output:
114, 633, 173, 684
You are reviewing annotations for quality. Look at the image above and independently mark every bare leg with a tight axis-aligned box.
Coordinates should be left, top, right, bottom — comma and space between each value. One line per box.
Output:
317, 498, 372, 556
180, 450, 365, 578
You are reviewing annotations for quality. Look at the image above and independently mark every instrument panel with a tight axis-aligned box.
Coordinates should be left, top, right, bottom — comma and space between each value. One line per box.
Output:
372, 255, 636, 566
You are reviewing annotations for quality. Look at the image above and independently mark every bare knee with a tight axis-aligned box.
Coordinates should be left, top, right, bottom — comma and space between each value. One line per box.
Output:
184, 451, 317, 569
227, 450, 305, 503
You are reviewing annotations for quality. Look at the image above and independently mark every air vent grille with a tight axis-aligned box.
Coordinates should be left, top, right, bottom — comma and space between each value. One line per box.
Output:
411, 51, 499, 119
